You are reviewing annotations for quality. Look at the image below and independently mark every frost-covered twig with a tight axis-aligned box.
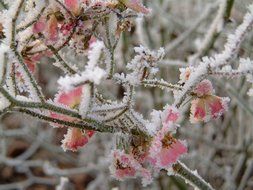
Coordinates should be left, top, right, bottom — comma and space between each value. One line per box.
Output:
9, 0, 45, 101
142, 79, 182, 91
189, 0, 234, 65
173, 162, 214, 190
174, 4, 253, 107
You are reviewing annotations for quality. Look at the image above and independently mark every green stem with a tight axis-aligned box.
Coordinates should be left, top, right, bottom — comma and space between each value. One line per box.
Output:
47, 44, 76, 74
142, 79, 182, 91
17, 6, 46, 32
10, 0, 45, 102
105, 18, 116, 79
173, 162, 214, 190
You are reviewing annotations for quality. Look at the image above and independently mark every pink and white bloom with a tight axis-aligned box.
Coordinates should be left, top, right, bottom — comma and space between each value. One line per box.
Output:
65, 0, 80, 15
52, 86, 95, 151
190, 96, 230, 123
33, 17, 47, 34
64, 0, 91, 16
33, 14, 58, 43
62, 128, 94, 151
162, 105, 180, 124
54, 86, 83, 109
110, 150, 152, 185
47, 15, 59, 42
193, 79, 213, 97
110, 150, 139, 180
149, 125, 187, 169
190, 80, 230, 123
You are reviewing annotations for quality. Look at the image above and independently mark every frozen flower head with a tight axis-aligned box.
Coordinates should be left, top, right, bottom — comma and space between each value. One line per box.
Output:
162, 105, 180, 124
65, 0, 80, 16
119, 0, 151, 14
190, 96, 230, 123
55, 86, 83, 108
149, 124, 187, 169
33, 17, 46, 34
64, 0, 91, 16
193, 79, 213, 97
110, 150, 138, 180
33, 13, 58, 43
178, 68, 230, 123
129, 136, 150, 163
190, 80, 230, 123
52, 86, 94, 151
110, 150, 152, 186
62, 128, 94, 151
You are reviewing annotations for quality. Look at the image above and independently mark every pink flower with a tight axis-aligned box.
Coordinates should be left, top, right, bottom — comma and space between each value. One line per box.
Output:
55, 86, 83, 108
33, 18, 46, 34
162, 105, 180, 124
110, 150, 139, 180
47, 15, 58, 42
64, 0, 80, 16
62, 128, 94, 151
51, 86, 95, 151
190, 95, 229, 123
149, 125, 187, 169
60, 22, 75, 36
110, 150, 152, 185
190, 80, 230, 123
193, 79, 213, 97
33, 14, 59, 43
120, 0, 151, 14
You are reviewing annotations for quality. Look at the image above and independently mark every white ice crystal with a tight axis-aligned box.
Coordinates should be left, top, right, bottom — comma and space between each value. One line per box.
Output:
0, 44, 9, 83
56, 177, 69, 190
58, 67, 106, 92
238, 58, 253, 73
58, 41, 106, 92
125, 46, 165, 85
87, 40, 105, 70
247, 88, 253, 96
79, 84, 92, 118
0, 94, 10, 111
145, 109, 162, 135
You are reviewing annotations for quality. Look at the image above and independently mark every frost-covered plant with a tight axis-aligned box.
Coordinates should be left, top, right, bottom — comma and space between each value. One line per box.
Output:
1, 0, 253, 189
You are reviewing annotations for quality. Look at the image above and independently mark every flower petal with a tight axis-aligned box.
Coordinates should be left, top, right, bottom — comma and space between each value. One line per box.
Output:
194, 79, 213, 97
64, 0, 80, 15
47, 15, 58, 42
33, 18, 46, 33
190, 98, 207, 123
110, 150, 139, 180
61, 128, 89, 151
55, 86, 83, 108
206, 96, 230, 119
158, 140, 187, 168
163, 105, 180, 123
149, 125, 187, 169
